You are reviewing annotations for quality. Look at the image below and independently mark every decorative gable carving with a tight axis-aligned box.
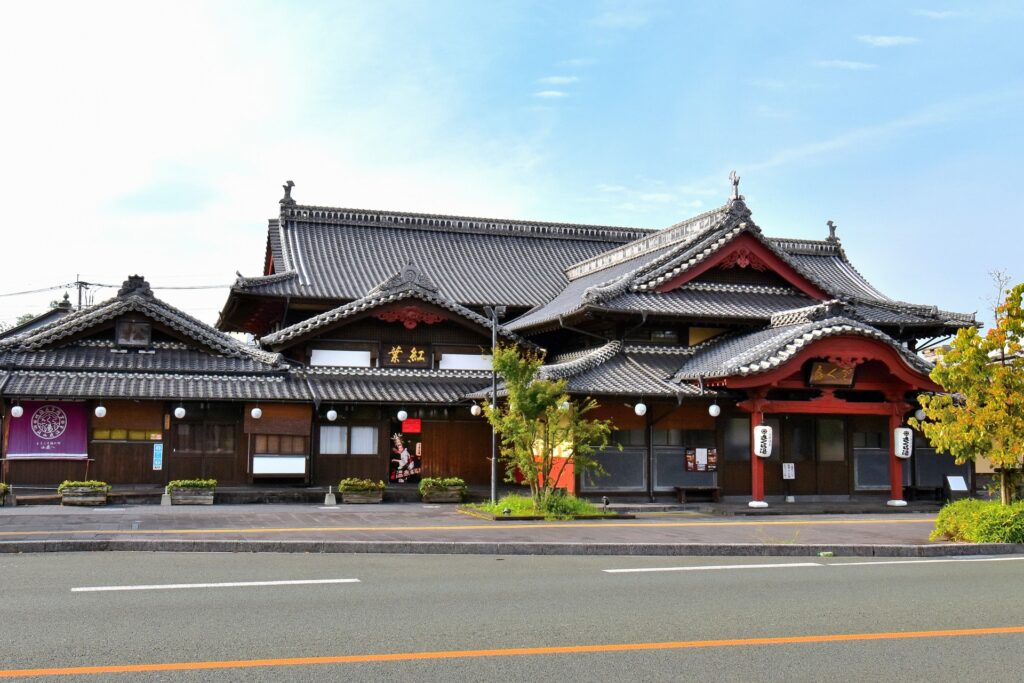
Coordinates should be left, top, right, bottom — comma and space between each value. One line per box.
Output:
718, 248, 768, 271
373, 305, 447, 330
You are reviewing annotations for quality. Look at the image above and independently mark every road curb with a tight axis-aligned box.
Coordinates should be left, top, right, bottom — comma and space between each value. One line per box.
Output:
0, 539, 1021, 557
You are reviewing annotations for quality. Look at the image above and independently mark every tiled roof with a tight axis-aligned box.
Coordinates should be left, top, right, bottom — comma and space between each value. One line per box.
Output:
539, 341, 702, 397
508, 198, 975, 333
672, 315, 933, 380
307, 367, 490, 404
1, 276, 281, 365
261, 263, 531, 348
3, 371, 306, 401
231, 203, 654, 308
0, 346, 275, 374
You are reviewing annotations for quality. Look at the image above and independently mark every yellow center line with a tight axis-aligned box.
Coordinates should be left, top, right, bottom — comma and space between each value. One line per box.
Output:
1, 625, 1020, 677
0, 517, 935, 537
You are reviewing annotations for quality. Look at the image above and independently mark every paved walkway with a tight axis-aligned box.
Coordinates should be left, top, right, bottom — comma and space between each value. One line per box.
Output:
1, 502, 1014, 557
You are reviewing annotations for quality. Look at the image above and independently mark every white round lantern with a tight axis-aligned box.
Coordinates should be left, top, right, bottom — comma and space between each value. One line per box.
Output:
634, 402, 647, 417
708, 404, 721, 418
397, 409, 409, 422
914, 408, 926, 422
11, 405, 24, 418
326, 409, 338, 422
94, 405, 107, 419
559, 401, 571, 411
470, 404, 482, 417
753, 425, 774, 458
174, 406, 187, 420
250, 407, 263, 420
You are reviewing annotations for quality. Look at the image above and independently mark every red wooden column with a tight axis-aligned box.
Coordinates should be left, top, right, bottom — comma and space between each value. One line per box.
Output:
749, 411, 765, 507
887, 409, 907, 507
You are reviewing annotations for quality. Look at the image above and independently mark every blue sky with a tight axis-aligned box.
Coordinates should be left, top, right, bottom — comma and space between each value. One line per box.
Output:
1, 0, 1021, 328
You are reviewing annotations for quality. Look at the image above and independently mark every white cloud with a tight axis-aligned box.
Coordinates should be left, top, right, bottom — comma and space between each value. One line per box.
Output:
813, 60, 878, 70
856, 34, 921, 47
538, 76, 579, 85
913, 9, 961, 19
534, 90, 569, 99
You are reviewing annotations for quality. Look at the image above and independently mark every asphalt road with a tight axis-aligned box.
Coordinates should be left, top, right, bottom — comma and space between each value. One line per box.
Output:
2, 552, 1023, 681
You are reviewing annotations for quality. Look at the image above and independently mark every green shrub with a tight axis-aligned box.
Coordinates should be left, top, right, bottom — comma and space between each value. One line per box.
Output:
57, 480, 110, 494
0, 482, 8, 497
418, 477, 467, 495
931, 499, 1024, 543
338, 478, 385, 492
467, 492, 608, 519
166, 479, 217, 493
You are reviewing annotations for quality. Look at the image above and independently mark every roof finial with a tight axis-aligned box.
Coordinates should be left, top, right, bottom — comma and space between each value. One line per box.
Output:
280, 180, 296, 206
826, 220, 838, 242
729, 170, 742, 200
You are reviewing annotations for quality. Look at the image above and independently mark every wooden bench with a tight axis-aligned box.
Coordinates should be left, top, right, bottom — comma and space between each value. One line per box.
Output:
674, 486, 722, 504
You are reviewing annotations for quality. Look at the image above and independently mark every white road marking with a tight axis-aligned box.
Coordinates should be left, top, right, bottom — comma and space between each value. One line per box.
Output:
604, 555, 1024, 574
830, 556, 1024, 567
603, 562, 821, 573
72, 578, 360, 593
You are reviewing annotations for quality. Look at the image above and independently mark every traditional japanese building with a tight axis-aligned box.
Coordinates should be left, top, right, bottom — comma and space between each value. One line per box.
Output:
0, 178, 977, 505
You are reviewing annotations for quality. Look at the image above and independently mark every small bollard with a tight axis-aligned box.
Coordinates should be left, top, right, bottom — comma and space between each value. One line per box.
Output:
160, 493, 171, 506
324, 485, 337, 506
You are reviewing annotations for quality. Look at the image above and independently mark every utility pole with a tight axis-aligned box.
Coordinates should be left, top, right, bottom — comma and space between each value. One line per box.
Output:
484, 305, 506, 503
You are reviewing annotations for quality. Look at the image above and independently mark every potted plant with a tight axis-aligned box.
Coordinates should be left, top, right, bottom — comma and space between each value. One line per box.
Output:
58, 480, 109, 506
166, 479, 217, 505
338, 478, 385, 504
418, 477, 467, 503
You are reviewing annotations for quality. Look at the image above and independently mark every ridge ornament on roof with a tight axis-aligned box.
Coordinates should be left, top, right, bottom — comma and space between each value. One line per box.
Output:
280, 180, 296, 206
117, 275, 154, 298
729, 170, 744, 201
369, 261, 440, 296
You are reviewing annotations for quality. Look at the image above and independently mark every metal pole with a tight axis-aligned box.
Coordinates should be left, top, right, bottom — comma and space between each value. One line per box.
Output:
490, 307, 498, 504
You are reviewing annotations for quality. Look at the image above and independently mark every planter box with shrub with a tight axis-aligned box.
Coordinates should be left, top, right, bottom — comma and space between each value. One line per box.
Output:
58, 480, 109, 506
419, 477, 467, 503
338, 478, 385, 504
166, 479, 217, 505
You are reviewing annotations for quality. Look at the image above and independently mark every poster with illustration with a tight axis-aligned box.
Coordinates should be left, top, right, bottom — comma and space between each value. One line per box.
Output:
685, 447, 718, 472
389, 420, 423, 483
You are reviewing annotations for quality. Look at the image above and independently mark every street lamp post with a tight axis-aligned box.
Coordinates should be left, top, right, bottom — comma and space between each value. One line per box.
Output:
484, 305, 506, 504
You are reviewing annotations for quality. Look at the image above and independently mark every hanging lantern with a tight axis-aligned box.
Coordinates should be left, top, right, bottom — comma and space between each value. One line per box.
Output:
397, 409, 409, 422
326, 409, 338, 422
708, 403, 721, 417
470, 404, 482, 417
94, 404, 107, 419
753, 425, 773, 458
11, 405, 24, 418
894, 427, 913, 459
174, 405, 187, 419
250, 407, 263, 420
634, 402, 647, 417
914, 408, 926, 422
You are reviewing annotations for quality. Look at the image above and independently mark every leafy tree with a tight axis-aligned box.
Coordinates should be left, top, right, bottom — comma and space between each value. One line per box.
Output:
912, 282, 1024, 504
483, 345, 615, 511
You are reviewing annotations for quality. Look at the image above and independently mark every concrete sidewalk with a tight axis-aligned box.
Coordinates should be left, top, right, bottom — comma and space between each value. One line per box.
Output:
0, 501, 1017, 557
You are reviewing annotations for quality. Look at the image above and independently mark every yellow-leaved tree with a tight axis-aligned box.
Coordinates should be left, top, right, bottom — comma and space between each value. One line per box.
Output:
912, 282, 1024, 504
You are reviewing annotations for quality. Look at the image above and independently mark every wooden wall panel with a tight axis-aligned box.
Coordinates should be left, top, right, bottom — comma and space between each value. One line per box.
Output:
654, 403, 716, 430
313, 455, 388, 485
91, 442, 165, 486
420, 419, 492, 484
95, 401, 164, 431
591, 402, 646, 430
244, 403, 313, 435
4, 459, 92, 486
